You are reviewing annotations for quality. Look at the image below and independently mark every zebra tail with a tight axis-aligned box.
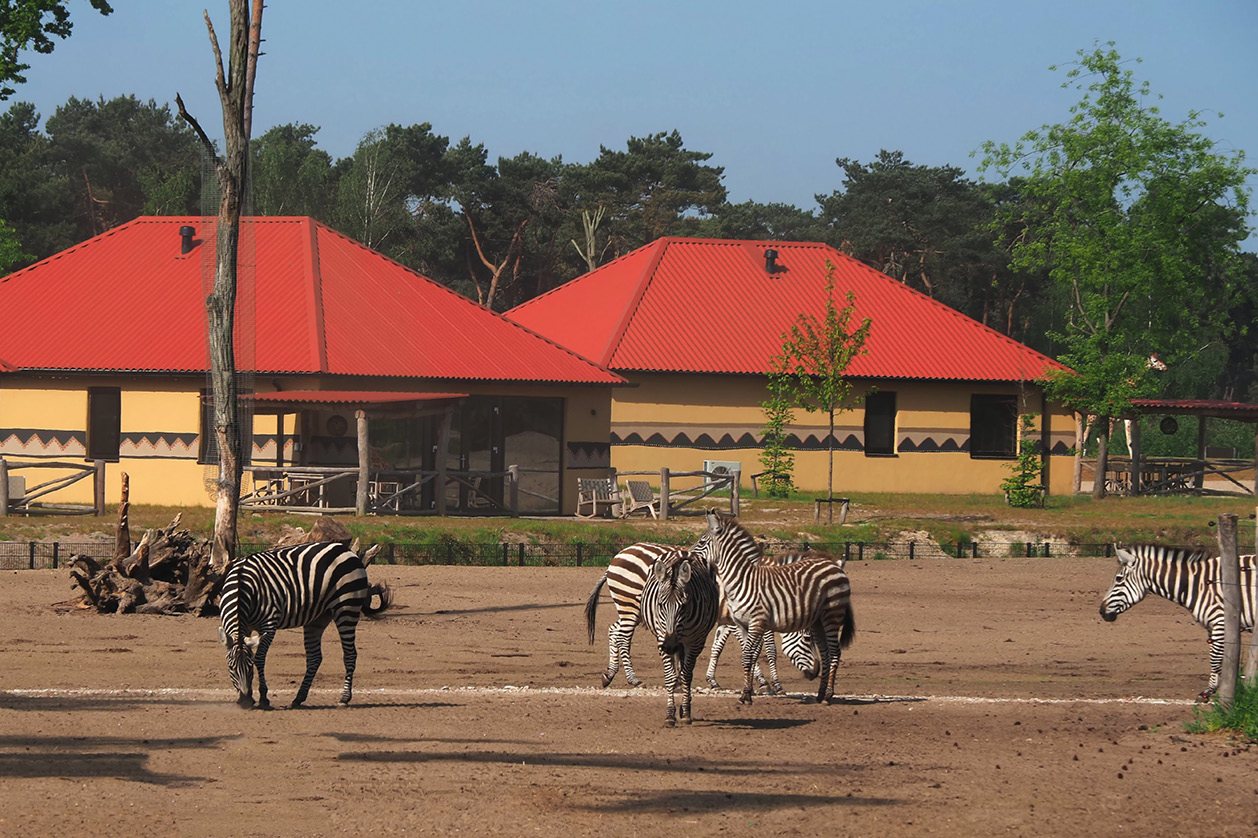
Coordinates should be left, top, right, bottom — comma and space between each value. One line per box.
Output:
840, 604, 855, 650
362, 581, 393, 618
585, 574, 608, 645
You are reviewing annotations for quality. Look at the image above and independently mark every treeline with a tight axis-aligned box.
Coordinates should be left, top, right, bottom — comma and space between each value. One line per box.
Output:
1, 93, 1255, 405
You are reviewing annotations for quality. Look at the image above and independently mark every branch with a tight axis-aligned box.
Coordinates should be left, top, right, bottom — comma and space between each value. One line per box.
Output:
174, 93, 220, 162
243, 0, 264, 139
204, 10, 227, 99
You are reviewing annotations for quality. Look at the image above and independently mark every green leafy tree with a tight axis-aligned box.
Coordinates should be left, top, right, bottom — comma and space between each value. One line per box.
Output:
0, 216, 29, 272
0, 100, 74, 264
0, 0, 112, 100
778, 260, 872, 518
701, 200, 825, 242
570, 130, 726, 254
250, 122, 334, 217
1000, 414, 1045, 508
45, 94, 202, 235
757, 356, 796, 499
978, 42, 1253, 498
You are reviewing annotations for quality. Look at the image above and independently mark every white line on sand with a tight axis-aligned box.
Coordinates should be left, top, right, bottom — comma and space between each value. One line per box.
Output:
2, 685, 1196, 706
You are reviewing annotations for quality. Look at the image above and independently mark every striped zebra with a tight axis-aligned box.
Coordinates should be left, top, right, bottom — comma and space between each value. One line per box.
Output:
218, 541, 392, 709
1100, 544, 1256, 700
584, 542, 816, 691
691, 510, 855, 705
639, 550, 720, 726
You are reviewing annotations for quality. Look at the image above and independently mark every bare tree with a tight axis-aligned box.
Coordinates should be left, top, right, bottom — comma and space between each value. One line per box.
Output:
175, 0, 263, 571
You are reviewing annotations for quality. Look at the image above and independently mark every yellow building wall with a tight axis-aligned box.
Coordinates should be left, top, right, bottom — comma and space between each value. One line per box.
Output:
609, 373, 1075, 498
2, 376, 615, 514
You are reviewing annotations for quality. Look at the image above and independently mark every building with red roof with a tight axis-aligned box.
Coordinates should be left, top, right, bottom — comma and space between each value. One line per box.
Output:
508, 237, 1075, 497
0, 217, 623, 514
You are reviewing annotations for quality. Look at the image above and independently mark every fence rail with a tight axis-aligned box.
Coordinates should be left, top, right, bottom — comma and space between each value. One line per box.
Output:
0, 538, 1130, 571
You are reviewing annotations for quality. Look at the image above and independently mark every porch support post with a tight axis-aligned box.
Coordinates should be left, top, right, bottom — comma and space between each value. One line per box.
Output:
1130, 416, 1143, 496
1195, 416, 1208, 491
436, 405, 453, 516
0, 458, 8, 517
355, 410, 368, 517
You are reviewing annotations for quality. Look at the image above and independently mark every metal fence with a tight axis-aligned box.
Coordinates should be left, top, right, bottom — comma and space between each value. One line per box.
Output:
0, 538, 1124, 571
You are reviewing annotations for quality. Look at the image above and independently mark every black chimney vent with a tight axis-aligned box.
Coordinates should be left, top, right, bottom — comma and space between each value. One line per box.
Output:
764, 248, 779, 273
179, 225, 195, 255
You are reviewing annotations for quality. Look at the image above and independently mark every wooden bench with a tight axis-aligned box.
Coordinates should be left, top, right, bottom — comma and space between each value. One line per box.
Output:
621, 480, 659, 518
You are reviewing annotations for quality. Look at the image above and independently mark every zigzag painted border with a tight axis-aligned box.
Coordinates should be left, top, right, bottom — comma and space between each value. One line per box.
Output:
1, 428, 86, 457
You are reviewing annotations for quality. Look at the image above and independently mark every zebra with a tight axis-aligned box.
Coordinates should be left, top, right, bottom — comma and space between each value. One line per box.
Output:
639, 550, 720, 726
705, 548, 838, 691
691, 510, 855, 705
1099, 544, 1255, 701
218, 541, 392, 709
584, 542, 817, 691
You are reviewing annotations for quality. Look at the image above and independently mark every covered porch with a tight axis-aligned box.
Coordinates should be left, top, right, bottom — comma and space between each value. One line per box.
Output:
1100, 399, 1258, 496
239, 390, 532, 516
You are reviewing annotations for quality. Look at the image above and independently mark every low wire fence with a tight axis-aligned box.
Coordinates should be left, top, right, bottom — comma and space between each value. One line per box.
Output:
0, 538, 1125, 571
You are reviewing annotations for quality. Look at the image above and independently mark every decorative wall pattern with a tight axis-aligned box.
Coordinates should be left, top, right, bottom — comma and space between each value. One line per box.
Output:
1, 429, 86, 457
567, 441, 611, 469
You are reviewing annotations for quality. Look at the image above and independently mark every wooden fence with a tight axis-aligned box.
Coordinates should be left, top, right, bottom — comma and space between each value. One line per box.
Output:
0, 458, 106, 516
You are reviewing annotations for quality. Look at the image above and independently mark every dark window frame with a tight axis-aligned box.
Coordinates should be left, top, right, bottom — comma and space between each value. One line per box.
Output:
86, 387, 122, 462
863, 391, 897, 457
969, 394, 1018, 458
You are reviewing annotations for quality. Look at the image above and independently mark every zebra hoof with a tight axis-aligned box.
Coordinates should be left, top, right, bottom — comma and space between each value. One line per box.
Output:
679, 715, 692, 726
738, 692, 754, 705
600, 673, 615, 688
629, 679, 646, 689
256, 700, 273, 711
706, 678, 721, 690
236, 694, 255, 709
664, 717, 676, 728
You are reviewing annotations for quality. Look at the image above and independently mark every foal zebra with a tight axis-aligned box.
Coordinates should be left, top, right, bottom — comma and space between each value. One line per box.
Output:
1100, 544, 1255, 700
691, 510, 854, 705
584, 542, 817, 691
640, 551, 721, 726
219, 541, 392, 709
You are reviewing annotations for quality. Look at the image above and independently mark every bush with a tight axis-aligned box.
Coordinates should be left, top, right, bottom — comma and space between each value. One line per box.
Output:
1001, 414, 1045, 509
1186, 677, 1258, 742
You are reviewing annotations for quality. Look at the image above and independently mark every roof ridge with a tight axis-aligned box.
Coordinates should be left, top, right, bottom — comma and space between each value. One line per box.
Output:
598, 238, 669, 366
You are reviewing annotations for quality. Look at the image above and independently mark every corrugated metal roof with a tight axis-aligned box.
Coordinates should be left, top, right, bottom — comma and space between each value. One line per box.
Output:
249, 390, 467, 406
508, 238, 1068, 383
1130, 398, 1258, 422
0, 217, 622, 385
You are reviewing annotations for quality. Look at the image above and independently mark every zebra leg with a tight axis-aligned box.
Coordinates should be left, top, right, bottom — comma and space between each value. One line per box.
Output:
763, 631, 784, 695
601, 622, 621, 687
292, 620, 328, 708
814, 617, 840, 704
253, 630, 277, 710
659, 649, 680, 727
335, 618, 360, 706
737, 622, 766, 705
1202, 624, 1225, 703
618, 617, 645, 688
705, 624, 731, 689
679, 644, 701, 725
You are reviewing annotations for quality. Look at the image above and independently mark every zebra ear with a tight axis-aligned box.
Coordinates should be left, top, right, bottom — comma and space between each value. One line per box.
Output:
362, 544, 382, 566
652, 560, 668, 581
676, 560, 692, 585
243, 632, 261, 652
217, 625, 228, 646
1114, 546, 1135, 565
705, 509, 721, 534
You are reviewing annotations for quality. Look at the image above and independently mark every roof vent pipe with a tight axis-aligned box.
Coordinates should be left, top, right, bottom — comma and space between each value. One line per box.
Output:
764, 248, 779, 273
179, 225, 195, 255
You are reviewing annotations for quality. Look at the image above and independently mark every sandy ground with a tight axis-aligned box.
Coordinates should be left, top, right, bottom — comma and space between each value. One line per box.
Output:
1, 555, 1256, 837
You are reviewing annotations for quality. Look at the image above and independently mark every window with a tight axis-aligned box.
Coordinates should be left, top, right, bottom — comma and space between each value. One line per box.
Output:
970, 394, 1018, 458
864, 391, 897, 456
198, 391, 253, 465
87, 387, 121, 461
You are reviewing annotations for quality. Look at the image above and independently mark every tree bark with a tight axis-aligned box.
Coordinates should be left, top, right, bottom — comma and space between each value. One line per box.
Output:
1092, 415, 1110, 499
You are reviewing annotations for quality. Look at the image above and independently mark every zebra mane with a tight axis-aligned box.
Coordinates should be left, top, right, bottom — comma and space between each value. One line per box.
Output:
1116, 544, 1212, 565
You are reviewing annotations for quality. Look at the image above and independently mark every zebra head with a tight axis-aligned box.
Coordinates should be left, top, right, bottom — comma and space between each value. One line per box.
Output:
219, 624, 260, 707
1100, 546, 1149, 622
649, 555, 695, 656
692, 509, 758, 572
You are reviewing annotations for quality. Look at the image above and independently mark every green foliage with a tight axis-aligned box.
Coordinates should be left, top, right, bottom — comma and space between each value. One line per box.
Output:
978, 42, 1254, 426
250, 123, 335, 218
0, 0, 113, 100
1185, 678, 1258, 742
758, 359, 796, 498
0, 217, 29, 272
1000, 414, 1045, 508
777, 260, 872, 502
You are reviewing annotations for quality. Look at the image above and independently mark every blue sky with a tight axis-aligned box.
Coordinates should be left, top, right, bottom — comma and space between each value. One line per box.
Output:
13, 0, 1258, 244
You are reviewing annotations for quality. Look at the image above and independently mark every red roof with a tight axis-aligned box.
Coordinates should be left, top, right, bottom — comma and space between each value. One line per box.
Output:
249, 391, 468, 406
0, 217, 622, 385
1130, 399, 1258, 422
508, 238, 1067, 382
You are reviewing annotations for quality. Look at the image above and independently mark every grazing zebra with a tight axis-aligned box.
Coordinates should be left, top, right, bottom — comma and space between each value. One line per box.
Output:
691, 510, 855, 705
218, 541, 392, 709
1100, 544, 1256, 701
584, 542, 816, 691
639, 550, 720, 726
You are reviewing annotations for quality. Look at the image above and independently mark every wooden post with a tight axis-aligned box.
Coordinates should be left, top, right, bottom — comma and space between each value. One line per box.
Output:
0, 458, 8, 517
1252, 427, 1257, 496
436, 407, 452, 516
355, 410, 368, 517
1130, 416, 1142, 495
1195, 416, 1208, 491
730, 469, 740, 517
659, 467, 670, 522
1248, 506, 1258, 683
94, 459, 106, 516
1215, 513, 1241, 708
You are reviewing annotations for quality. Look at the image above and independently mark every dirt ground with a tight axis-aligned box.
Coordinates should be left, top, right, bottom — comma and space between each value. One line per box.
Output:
2, 555, 1256, 837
